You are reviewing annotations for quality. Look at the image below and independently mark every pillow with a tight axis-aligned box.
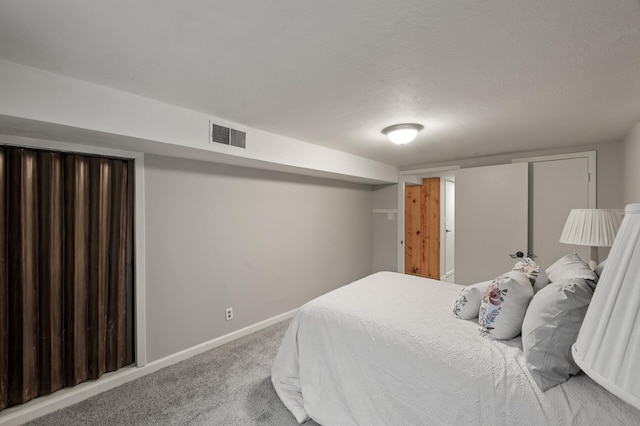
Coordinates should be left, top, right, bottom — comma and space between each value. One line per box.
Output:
453, 280, 492, 320
513, 257, 540, 283
521, 278, 594, 391
533, 268, 550, 294
513, 257, 549, 293
594, 259, 607, 278
478, 271, 534, 340
546, 253, 598, 283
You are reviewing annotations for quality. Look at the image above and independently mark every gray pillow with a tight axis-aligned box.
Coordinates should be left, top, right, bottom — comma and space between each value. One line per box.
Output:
546, 253, 598, 283
594, 259, 607, 278
533, 268, 550, 294
521, 278, 593, 391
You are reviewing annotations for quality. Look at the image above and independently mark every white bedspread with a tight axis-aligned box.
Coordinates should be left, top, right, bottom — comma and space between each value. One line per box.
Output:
272, 272, 640, 425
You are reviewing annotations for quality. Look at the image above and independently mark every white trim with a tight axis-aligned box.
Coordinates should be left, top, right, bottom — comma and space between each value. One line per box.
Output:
512, 150, 595, 164
0, 134, 140, 160
399, 165, 460, 177
0, 134, 149, 368
512, 151, 597, 208
0, 308, 298, 425
133, 154, 147, 367
440, 178, 456, 280
145, 308, 297, 373
441, 271, 455, 280
439, 178, 446, 278
403, 176, 422, 185
397, 166, 461, 273
397, 176, 405, 273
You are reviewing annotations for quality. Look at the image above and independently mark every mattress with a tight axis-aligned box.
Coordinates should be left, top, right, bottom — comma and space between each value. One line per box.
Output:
272, 271, 640, 425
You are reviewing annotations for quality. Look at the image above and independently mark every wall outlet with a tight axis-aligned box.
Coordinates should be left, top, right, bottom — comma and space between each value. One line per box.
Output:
225, 307, 233, 321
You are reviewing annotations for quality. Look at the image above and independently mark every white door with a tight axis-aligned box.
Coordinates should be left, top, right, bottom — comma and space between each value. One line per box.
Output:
455, 163, 529, 285
443, 179, 455, 279
529, 157, 591, 268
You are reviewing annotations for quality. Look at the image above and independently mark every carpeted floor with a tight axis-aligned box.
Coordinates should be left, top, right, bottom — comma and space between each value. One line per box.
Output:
27, 320, 319, 426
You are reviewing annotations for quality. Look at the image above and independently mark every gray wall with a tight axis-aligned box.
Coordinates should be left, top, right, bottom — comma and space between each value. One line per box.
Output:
372, 184, 399, 273
372, 141, 625, 273
140, 134, 635, 361
623, 121, 640, 204
144, 155, 373, 361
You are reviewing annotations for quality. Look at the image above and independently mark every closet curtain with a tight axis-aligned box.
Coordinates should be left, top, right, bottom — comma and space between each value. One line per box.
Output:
0, 146, 134, 410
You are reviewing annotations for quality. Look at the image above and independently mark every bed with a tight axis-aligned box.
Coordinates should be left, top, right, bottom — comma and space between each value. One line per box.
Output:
271, 271, 640, 425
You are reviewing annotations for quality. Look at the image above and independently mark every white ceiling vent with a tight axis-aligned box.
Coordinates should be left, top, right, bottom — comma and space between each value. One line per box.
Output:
209, 121, 246, 148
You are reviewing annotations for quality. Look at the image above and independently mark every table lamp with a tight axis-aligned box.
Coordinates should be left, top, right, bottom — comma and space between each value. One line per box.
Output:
559, 208, 623, 270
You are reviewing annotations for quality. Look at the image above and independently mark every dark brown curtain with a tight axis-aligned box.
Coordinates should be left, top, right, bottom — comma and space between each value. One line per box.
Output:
0, 146, 134, 410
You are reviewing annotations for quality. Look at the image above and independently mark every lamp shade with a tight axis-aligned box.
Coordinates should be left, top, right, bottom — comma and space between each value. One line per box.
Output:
559, 209, 623, 247
573, 203, 640, 410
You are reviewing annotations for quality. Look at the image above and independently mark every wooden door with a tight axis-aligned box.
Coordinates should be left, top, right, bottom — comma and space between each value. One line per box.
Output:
420, 178, 440, 278
404, 178, 440, 278
455, 163, 528, 284
405, 185, 422, 275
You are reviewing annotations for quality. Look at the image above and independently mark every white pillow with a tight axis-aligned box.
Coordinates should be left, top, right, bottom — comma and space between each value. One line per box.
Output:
513, 257, 540, 283
522, 278, 593, 391
479, 271, 534, 340
513, 257, 549, 293
533, 268, 550, 294
453, 280, 492, 320
546, 253, 598, 283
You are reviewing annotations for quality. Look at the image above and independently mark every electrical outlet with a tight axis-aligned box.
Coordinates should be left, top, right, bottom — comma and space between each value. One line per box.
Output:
225, 307, 233, 321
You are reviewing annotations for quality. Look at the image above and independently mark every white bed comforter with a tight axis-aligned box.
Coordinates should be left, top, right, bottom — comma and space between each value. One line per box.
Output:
272, 271, 640, 425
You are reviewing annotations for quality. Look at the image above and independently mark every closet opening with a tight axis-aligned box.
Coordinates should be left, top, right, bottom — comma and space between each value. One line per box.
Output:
0, 144, 135, 411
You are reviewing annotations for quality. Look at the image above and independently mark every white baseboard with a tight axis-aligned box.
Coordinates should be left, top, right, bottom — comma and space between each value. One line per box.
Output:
0, 308, 298, 426
440, 270, 455, 282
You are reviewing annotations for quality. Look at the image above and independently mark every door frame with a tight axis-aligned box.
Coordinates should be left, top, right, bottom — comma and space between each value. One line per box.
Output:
397, 166, 460, 274
442, 178, 455, 280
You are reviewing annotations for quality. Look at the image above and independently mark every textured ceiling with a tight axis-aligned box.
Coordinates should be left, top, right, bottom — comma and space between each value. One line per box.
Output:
0, 0, 639, 167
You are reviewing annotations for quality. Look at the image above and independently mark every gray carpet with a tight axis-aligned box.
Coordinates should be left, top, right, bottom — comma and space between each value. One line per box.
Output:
27, 320, 320, 426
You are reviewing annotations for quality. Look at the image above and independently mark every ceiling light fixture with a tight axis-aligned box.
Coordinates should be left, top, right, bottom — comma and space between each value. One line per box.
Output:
382, 123, 424, 145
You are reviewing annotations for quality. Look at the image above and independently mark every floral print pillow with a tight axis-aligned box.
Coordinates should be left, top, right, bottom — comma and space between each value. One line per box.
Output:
453, 280, 492, 320
513, 257, 540, 284
478, 271, 534, 340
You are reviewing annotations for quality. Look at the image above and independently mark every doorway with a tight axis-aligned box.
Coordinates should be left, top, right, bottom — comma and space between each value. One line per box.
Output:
442, 179, 455, 282
0, 144, 136, 411
398, 166, 459, 280
404, 178, 440, 278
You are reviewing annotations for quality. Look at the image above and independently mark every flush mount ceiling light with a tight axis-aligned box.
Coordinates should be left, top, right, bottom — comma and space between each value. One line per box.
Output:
382, 123, 424, 145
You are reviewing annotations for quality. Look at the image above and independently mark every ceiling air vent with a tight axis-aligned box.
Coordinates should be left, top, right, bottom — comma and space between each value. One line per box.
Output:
209, 121, 246, 148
